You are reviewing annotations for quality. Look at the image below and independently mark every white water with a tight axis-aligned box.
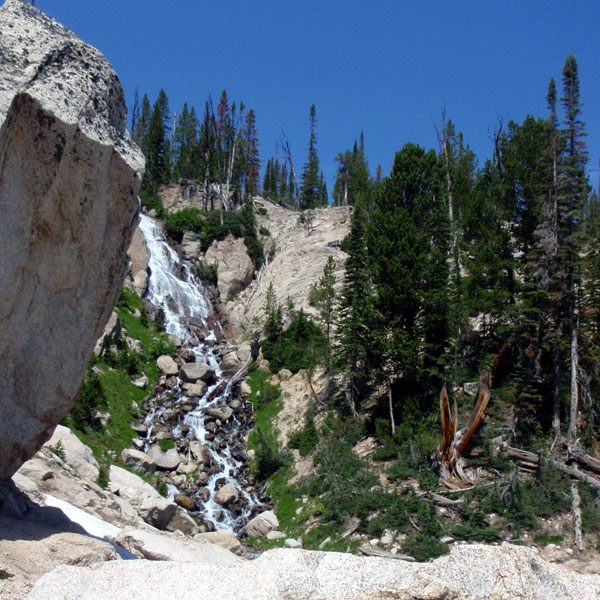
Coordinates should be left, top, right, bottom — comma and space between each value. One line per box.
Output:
138, 214, 212, 342
138, 214, 260, 531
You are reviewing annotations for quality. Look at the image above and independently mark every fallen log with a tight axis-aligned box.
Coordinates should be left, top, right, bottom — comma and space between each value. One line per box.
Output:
551, 459, 600, 490
568, 444, 600, 476
358, 546, 415, 561
502, 444, 600, 490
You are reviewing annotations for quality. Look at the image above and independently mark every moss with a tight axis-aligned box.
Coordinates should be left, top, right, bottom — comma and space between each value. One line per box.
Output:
159, 438, 176, 452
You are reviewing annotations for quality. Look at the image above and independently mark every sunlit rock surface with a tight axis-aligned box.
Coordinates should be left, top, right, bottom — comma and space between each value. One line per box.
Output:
0, 0, 143, 480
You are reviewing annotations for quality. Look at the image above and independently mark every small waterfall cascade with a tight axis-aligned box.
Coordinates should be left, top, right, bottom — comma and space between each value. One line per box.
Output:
137, 214, 264, 531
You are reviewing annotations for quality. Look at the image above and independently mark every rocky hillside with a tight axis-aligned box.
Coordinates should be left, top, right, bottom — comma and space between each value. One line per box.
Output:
221, 198, 350, 339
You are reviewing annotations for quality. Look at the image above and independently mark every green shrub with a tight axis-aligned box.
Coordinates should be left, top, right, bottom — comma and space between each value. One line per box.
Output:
117, 348, 143, 376
164, 207, 204, 239
579, 481, 600, 533
139, 189, 166, 218
252, 426, 286, 482
387, 459, 416, 480
154, 306, 166, 332
257, 207, 268, 215
70, 370, 108, 432
306, 440, 378, 522
149, 337, 176, 359
48, 440, 66, 461
259, 225, 271, 236
96, 464, 109, 489
0, 569, 13, 580
156, 479, 168, 497
159, 439, 176, 451
288, 407, 319, 456
197, 261, 218, 285
402, 533, 449, 562
261, 309, 325, 373
417, 470, 439, 491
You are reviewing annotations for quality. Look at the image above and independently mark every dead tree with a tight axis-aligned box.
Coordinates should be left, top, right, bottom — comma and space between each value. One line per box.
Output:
280, 131, 299, 204
437, 368, 491, 487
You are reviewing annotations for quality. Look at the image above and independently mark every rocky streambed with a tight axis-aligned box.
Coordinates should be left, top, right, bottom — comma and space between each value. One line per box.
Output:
127, 343, 272, 533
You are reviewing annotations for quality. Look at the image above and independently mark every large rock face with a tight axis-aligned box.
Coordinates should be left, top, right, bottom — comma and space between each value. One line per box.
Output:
26, 544, 600, 600
222, 198, 350, 339
204, 234, 255, 304
0, 0, 144, 480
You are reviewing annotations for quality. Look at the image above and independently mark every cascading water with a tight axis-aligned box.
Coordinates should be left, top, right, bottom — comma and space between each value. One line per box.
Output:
138, 214, 262, 531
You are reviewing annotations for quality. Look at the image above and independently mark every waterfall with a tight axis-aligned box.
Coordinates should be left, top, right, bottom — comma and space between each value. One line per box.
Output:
138, 214, 261, 531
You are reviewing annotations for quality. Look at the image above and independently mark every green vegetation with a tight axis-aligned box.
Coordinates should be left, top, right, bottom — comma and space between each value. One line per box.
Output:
130, 55, 600, 557
288, 406, 318, 456
0, 569, 13, 580
246, 367, 287, 482
63, 287, 175, 472
47, 440, 66, 461
196, 261, 218, 285
159, 438, 176, 452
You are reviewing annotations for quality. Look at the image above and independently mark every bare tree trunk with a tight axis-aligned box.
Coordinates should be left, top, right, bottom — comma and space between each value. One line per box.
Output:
281, 132, 299, 205
567, 300, 580, 444
202, 148, 210, 212
171, 109, 177, 166
571, 481, 584, 552
438, 369, 491, 485
388, 381, 396, 437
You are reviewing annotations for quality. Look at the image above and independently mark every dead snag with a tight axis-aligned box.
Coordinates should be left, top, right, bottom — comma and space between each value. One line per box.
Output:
437, 368, 492, 487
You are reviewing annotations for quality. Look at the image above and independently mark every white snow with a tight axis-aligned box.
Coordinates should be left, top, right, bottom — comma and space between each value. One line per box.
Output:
43, 493, 121, 539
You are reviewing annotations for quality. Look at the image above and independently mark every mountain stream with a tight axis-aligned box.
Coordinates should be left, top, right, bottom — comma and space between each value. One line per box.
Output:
138, 214, 263, 531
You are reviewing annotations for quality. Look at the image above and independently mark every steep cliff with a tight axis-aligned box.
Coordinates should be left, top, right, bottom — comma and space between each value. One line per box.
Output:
0, 0, 144, 480
222, 198, 350, 339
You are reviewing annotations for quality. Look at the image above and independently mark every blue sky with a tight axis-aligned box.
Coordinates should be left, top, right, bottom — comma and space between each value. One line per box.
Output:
33, 0, 600, 192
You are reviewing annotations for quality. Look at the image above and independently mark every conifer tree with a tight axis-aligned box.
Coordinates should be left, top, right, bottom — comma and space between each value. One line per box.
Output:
244, 108, 261, 196
559, 55, 588, 443
335, 200, 373, 415
142, 89, 171, 191
309, 256, 337, 395
173, 102, 199, 180
333, 136, 371, 206
367, 144, 449, 415
134, 93, 151, 154
300, 104, 324, 209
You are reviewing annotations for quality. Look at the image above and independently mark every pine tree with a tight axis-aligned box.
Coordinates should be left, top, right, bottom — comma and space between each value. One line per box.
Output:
142, 89, 170, 191
367, 144, 449, 416
559, 55, 589, 443
134, 93, 151, 153
173, 102, 199, 180
309, 256, 337, 395
244, 108, 261, 196
300, 104, 323, 209
333, 137, 371, 207
263, 282, 283, 340
335, 200, 373, 415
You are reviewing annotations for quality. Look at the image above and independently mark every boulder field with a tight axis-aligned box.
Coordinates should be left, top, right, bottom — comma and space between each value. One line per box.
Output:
0, 0, 143, 479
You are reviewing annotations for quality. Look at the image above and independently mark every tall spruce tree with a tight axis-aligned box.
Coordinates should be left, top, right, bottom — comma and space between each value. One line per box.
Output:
142, 89, 171, 191
244, 108, 261, 196
335, 200, 373, 415
300, 104, 327, 209
367, 144, 449, 417
559, 55, 589, 443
